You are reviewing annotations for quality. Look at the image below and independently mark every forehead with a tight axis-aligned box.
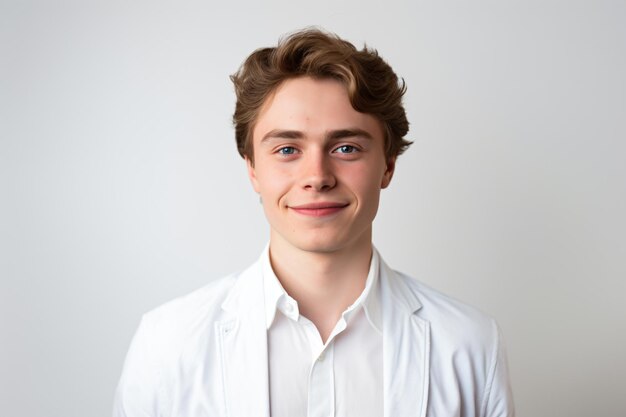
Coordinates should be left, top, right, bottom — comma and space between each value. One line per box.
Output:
252, 77, 384, 143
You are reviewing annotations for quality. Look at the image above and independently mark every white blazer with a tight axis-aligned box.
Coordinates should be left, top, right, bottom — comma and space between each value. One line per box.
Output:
113, 251, 515, 417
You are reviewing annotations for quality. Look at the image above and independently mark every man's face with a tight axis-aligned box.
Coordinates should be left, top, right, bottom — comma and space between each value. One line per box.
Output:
247, 76, 395, 254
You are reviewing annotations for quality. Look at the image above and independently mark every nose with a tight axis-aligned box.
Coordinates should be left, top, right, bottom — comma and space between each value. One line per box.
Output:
300, 150, 336, 192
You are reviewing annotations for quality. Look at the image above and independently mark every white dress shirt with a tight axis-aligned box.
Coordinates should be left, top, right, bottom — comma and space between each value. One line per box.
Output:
262, 248, 383, 417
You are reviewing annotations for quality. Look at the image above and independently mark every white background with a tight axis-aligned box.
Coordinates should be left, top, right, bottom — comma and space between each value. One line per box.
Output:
1, 1, 625, 416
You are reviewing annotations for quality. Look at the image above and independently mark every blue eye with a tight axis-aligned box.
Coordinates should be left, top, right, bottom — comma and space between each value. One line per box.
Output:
335, 145, 357, 154
278, 146, 296, 155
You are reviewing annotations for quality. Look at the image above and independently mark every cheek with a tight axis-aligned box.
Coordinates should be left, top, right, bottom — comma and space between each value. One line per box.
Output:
256, 166, 292, 197
342, 164, 386, 192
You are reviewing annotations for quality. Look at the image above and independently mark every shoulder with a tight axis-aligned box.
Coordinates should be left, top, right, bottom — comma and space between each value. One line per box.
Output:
400, 271, 494, 323
113, 269, 250, 415
395, 272, 515, 414
391, 270, 500, 353
137, 271, 238, 351
145, 273, 237, 325
116, 266, 250, 386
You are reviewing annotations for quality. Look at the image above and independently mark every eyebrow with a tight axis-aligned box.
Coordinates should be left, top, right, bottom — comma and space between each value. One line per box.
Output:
261, 128, 374, 143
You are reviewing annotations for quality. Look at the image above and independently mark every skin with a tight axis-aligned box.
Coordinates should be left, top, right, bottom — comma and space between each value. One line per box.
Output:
246, 76, 395, 342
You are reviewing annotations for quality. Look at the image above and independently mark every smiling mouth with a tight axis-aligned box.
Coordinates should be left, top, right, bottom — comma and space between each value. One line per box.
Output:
289, 202, 349, 217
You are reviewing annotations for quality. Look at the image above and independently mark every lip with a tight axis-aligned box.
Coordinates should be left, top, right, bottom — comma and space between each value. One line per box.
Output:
289, 202, 349, 217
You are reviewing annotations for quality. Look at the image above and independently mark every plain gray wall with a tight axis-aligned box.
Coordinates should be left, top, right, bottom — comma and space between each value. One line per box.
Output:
1, 0, 625, 416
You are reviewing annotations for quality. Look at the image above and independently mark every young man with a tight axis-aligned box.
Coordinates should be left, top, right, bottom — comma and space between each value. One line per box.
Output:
113, 29, 515, 417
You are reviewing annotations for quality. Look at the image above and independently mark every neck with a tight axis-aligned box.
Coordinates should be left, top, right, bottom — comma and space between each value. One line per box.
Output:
268, 231, 373, 343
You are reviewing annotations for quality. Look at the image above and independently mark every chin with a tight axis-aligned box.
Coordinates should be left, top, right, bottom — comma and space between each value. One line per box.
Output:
289, 239, 339, 254
290, 232, 362, 255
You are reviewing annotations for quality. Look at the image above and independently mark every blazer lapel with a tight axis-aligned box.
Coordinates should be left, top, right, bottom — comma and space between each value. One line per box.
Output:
218, 261, 270, 417
380, 258, 431, 417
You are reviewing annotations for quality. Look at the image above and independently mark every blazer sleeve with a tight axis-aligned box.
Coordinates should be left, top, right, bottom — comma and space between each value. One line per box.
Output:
481, 320, 515, 417
112, 315, 164, 417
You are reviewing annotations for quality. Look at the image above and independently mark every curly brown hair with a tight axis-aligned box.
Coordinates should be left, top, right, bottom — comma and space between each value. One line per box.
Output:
230, 28, 412, 163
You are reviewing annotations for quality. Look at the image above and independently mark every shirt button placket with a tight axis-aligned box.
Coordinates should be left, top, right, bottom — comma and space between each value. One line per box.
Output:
307, 344, 334, 417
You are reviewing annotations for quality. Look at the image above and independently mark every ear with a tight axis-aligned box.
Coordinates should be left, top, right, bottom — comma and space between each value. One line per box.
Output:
381, 157, 396, 189
246, 156, 260, 193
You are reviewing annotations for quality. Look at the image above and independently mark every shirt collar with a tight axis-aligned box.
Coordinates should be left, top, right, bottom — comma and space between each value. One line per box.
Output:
261, 245, 382, 333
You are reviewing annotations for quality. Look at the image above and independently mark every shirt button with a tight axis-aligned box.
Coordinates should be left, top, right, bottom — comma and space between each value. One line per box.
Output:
318, 352, 325, 361
284, 303, 294, 313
